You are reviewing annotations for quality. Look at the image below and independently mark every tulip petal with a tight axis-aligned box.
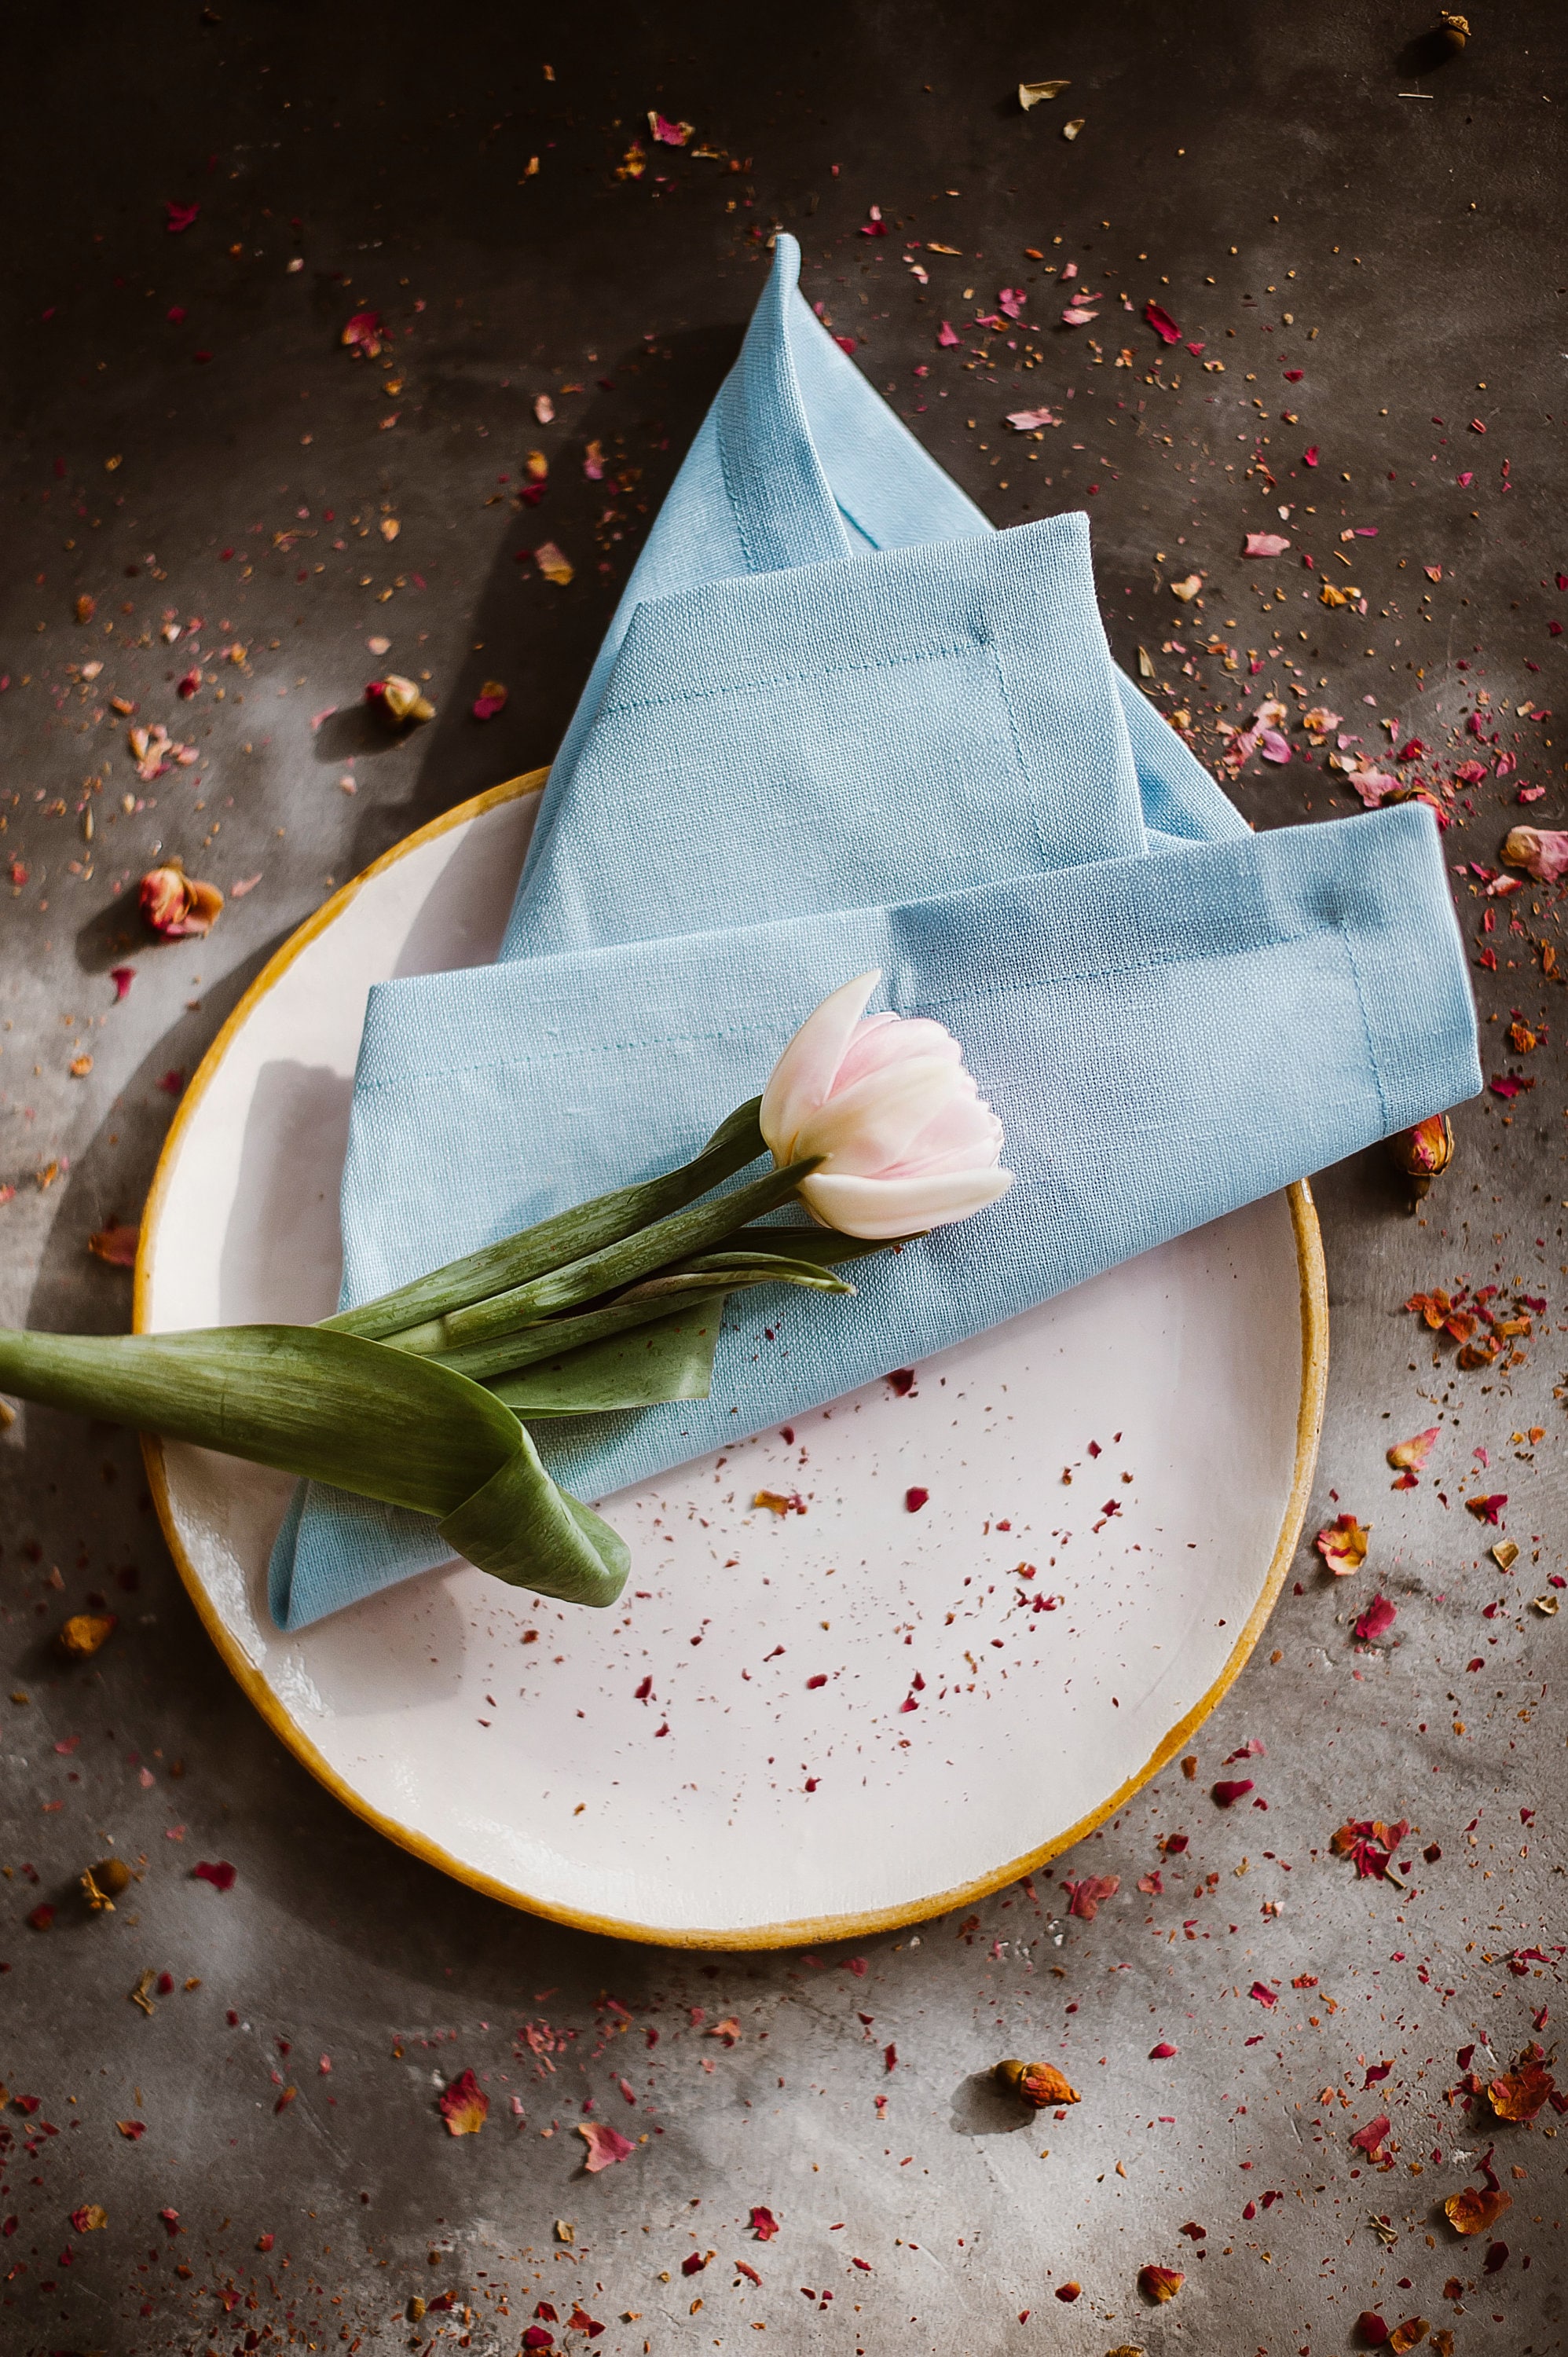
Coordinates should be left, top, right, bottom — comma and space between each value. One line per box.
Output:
881, 1091, 1005, 1178
760, 971, 881, 1163
833, 1013, 964, 1091
789, 1056, 965, 1177
800, 1166, 1014, 1240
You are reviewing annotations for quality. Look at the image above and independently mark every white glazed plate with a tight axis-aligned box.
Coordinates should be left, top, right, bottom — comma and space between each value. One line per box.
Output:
137, 775, 1327, 1948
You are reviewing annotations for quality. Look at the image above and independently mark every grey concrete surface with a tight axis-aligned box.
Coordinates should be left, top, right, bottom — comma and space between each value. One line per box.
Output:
2, 4, 1565, 2352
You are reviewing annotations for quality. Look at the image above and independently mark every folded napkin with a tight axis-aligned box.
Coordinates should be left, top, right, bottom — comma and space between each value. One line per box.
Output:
269, 235, 1479, 1629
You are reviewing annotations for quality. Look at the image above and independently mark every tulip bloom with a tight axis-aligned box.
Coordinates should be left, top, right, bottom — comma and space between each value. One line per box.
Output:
760, 971, 1013, 1240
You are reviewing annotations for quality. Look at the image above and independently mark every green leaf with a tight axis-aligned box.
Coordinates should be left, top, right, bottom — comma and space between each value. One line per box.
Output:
713, 1223, 908, 1267
0, 1325, 626, 1609
417, 1157, 819, 1354
623, 1254, 855, 1298
488, 1301, 728, 1416
324, 1094, 765, 1343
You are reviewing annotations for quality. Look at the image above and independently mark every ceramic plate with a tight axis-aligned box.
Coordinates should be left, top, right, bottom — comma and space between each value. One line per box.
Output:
138, 775, 1327, 1948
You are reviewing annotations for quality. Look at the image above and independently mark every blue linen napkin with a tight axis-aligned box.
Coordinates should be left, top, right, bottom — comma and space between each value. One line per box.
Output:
269, 236, 1479, 1629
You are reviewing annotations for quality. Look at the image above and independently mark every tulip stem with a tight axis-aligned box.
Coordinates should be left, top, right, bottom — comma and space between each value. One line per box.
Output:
322, 1095, 767, 1343
387, 1158, 822, 1358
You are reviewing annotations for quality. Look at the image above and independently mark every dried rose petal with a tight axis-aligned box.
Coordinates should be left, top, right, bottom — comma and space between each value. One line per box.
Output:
995, 2058, 1079, 2109
472, 681, 508, 721
1487, 2062, 1555, 2121
1357, 2314, 1390, 2346
193, 1860, 236, 1892
577, 2121, 635, 2172
438, 2069, 489, 2136
1465, 1494, 1507, 1525
749, 2205, 780, 2241
1388, 2320, 1430, 2355
1144, 300, 1181, 345
1350, 2113, 1390, 2158
1062, 1873, 1119, 1920
1053, 2280, 1081, 2302
341, 308, 384, 357
139, 860, 224, 940
1211, 1779, 1255, 1807
534, 541, 574, 586
1445, 2183, 1510, 2234
88, 1222, 139, 1268
1387, 1425, 1439, 1483
1316, 1512, 1369, 1575
1139, 2264, 1185, 2302
71, 2204, 108, 2233
1243, 532, 1291, 557
1354, 1594, 1398, 1643
1502, 825, 1568, 882
57, 1611, 116, 1660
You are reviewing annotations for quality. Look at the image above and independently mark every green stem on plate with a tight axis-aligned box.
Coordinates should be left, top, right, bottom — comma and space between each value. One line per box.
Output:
0, 1325, 628, 1607
393, 1158, 820, 1357
321, 1094, 766, 1343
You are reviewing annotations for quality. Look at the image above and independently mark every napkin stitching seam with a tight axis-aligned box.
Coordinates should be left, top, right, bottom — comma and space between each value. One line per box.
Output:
353, 932, 1330, 1094
1335, 926, 1388, 1131
595, 636, 991, 716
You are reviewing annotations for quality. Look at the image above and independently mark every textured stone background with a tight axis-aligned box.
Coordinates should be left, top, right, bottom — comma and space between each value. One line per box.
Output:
2, 4, 1564, 2352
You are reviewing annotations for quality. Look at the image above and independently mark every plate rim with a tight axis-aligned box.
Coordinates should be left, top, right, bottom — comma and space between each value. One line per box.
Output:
136, 772, 1329, 1951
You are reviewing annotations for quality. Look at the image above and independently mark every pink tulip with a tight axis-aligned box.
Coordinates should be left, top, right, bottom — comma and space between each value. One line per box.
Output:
760, 973, 1013, 1241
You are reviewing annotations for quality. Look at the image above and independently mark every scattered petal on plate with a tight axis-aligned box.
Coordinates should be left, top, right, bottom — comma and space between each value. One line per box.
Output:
647, 111, 694, 146
1139, 2264, 1185, 2302
749, 2205, 780, 2241
58, 1611, 116, 1659
1144, 300, 1181, 345
1062, 1873, 1119, 1920
1465, 1494, 1506, 1525
1243, 532, 1291, 557
1350, 2113, 1390, 2158
1006, 406, 1059, 431
1061, 118, 1084, 139
534, 541, 574, 585
936, 320, 960, 347
472, 681, 508, 721
1018, 79, 1070, 108
1170, 574, 1203, 601
71, 2204, 108, 2233
534, 392, 555, 424
1211, 1779, 1255, 1807
192, 1859, 236, 1891
165, 200, 200, 233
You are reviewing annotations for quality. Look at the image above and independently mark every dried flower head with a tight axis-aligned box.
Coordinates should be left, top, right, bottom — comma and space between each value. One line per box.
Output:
994, 2058, 1080, 2110
139, 858, 224, 940
57, 1611, 117, 1661
81, 1857, 132, 1912
1387, 1112, 1455, 1201
366, 675, 436, 725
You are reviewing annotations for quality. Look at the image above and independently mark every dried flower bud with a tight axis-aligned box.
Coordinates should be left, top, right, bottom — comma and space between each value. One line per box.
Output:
139, 857, 224, 940
994, 2058, 1080, 2110
1501, 824, 1568, 883
57, 1611, 117, 1660
366, 674, 435, 725
1438, 11, 1470, 50
1387, 1112, 1455, 1201
82, 1857, 132, 1911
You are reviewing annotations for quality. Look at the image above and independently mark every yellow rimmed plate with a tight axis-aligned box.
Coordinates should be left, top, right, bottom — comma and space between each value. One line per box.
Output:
137, 774, 1326, 1948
